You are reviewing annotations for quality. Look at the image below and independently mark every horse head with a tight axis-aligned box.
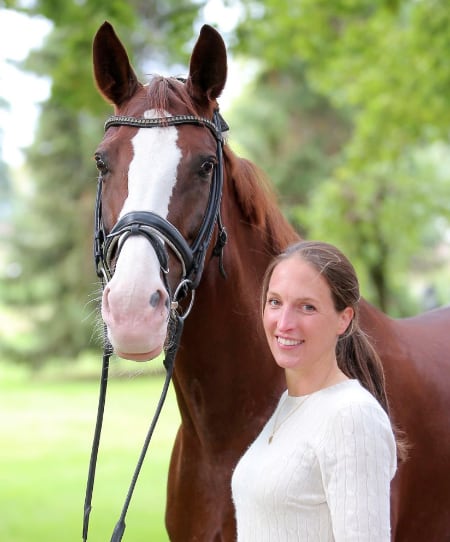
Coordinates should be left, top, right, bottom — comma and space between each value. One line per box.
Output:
92, 22, 227, 361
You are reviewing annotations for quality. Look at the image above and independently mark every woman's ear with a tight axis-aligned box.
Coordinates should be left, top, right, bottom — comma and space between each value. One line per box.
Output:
338, 307, 354, 336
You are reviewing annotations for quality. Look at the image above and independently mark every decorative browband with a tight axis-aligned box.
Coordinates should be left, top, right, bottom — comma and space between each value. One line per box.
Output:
104, 114, 228, 142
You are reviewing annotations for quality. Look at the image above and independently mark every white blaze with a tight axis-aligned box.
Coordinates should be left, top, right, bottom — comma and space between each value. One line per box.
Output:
121, 110, 181, 217
101, 110, 182, 360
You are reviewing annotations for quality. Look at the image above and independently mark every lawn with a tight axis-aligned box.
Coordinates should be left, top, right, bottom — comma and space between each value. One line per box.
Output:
0, 359, 180, 542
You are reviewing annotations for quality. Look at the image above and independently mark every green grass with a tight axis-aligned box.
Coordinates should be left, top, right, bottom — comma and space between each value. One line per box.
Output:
0, 360, 180, 542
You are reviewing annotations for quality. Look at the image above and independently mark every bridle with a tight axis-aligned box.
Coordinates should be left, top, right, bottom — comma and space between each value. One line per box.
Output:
83, 110, 228, 542
94, 110, 228, 294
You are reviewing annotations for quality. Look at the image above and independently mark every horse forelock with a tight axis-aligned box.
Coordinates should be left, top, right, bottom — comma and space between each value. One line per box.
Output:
224, 146, 297, 252
124, 76, 202, 117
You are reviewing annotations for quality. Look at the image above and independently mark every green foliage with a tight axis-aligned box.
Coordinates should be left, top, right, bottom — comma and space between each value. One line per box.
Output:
0, 157, 12, 220
298, 143, 450, 313
3, 104, 101, 364
234, 0, 450, 169
0, 97, 12, 219
226, 60, 351, 226
288, 0, 450, 175
233, 0, 450, 313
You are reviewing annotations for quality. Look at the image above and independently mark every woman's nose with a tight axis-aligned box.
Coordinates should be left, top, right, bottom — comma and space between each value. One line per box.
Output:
277, 307, 295, 331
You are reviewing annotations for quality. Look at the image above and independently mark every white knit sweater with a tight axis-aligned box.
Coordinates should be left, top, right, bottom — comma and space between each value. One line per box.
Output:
231, 380, 397, 541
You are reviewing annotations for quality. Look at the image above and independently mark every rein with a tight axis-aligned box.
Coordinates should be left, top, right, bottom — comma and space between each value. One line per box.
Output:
83, 110, 228, 541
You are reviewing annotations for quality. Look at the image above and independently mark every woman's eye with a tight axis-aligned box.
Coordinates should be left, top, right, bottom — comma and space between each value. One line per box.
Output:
302, 304, 316, 313
267, 298, 280, 307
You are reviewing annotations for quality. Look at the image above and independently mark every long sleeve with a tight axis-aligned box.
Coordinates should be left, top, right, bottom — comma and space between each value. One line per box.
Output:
320, 402, 397, 541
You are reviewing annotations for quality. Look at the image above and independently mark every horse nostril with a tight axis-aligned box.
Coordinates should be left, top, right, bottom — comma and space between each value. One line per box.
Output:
149, 291, 162, 308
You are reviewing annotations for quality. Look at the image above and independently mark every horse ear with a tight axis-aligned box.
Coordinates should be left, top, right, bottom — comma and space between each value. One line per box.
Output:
187, 25, 227, 104
92, 21, 141, 107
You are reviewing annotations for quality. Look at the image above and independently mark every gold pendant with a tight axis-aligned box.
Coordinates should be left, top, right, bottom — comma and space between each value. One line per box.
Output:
268, 435, 273, 444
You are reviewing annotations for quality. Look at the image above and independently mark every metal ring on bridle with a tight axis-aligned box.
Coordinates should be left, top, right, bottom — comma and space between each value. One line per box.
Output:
171, 279, 196, 320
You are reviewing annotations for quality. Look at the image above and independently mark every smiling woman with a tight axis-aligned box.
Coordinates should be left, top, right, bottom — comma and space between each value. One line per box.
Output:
0, 9, 51, 166
232, 240, 399, 542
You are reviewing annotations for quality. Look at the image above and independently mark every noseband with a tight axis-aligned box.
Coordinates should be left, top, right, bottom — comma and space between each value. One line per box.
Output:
83, 110, 228, 542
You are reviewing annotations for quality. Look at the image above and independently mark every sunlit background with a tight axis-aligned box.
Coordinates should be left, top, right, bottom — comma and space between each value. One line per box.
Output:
1, 1, 449, 540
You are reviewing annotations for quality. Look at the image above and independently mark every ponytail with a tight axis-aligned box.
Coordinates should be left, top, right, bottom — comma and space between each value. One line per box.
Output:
337, 326, 388, 413
338, 326, 409, 462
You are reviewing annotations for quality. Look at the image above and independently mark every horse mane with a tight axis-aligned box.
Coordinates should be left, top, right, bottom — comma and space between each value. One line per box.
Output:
223, 145, 298, 253
137, 76, 297, 252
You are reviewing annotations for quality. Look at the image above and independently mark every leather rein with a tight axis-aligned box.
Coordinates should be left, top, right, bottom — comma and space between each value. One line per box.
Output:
83, 110, 228, 542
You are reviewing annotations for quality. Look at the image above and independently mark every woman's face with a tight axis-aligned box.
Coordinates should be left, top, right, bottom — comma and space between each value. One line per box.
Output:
263, 256, 353, 377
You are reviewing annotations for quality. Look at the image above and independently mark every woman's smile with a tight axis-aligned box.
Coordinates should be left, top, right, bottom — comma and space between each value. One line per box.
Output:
276, 336, 305, 347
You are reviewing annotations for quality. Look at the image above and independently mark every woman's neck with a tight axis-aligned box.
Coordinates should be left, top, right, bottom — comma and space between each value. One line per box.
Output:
286, 364, 349, 397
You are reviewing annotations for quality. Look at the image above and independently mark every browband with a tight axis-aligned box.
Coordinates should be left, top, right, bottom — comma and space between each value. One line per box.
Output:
104, 114, 229, 142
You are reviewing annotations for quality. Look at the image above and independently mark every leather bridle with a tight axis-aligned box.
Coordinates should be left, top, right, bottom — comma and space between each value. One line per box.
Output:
83, 110, 228, 542
94, 111, 228, 291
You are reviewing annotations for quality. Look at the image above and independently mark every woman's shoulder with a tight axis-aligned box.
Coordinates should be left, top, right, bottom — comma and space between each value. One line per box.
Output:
313, 380, 397, 478
310, 379, 393, 435
314, 380, 395, 445
316, 378, 382, 410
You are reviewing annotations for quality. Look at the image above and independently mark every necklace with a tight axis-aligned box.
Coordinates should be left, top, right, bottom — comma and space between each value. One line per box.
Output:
268, 394, 310, 444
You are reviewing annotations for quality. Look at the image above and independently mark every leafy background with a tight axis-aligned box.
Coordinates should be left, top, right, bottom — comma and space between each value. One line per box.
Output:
1, 1, 449, 540
1, 0, 449, 366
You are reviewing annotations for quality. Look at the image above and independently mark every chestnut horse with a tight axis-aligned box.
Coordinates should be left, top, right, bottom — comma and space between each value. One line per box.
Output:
91, 22, 450, 541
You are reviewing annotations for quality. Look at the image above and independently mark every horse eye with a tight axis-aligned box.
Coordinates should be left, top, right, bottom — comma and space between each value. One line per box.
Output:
94, 153, 108, 175
199, 160, 215, 177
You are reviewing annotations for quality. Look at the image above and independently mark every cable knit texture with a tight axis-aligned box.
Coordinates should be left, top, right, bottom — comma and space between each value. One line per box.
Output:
231, 380, 397, 541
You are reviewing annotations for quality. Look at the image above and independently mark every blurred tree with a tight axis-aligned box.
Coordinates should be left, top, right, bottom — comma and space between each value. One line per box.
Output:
233, 0, 450, 313
1, 1, 205, 365
298, 144, 450, 314
0, 126, 12, 221
226, 60, 351, 227
235, 0, 450, 160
